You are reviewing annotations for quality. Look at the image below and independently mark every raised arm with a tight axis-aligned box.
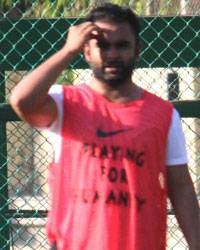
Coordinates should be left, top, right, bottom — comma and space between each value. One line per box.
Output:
10, 22, 100, 128
167, 164, 200, 250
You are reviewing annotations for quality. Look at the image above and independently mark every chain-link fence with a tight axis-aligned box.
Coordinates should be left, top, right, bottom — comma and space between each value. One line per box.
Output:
0, 0, 200, 249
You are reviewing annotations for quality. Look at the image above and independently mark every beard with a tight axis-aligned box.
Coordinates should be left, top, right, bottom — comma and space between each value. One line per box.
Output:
90, 58, 135, 87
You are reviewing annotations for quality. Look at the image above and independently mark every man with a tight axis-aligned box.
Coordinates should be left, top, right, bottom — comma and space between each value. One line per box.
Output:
10, 3, 200, 250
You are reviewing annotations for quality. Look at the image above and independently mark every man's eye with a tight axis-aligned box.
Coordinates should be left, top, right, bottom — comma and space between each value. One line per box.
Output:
117, 42, 130, 49
97, 42, 109, 49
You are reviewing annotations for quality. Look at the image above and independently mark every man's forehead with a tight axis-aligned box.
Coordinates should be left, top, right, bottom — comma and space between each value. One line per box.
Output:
93, 21, 135, 42
94, 20, 132, 33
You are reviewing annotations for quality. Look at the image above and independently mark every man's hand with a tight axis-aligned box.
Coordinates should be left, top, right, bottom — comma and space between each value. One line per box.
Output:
63, 22, 102, 57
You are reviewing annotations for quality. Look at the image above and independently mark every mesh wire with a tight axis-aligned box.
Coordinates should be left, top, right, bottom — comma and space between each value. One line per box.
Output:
0, 0, 200, 249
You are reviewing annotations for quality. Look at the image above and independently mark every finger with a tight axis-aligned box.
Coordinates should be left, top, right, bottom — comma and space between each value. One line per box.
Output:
89, 25, 104, 41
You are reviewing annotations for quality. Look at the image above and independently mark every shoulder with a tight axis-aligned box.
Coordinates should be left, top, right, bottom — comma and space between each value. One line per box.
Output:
57, 83, 92, 103
142, 90, 174, 124
144, 90, 173, 108
48, 83, 87, 101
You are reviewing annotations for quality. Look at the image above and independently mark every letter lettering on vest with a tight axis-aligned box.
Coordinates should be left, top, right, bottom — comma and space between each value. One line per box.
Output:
106, 190, 116, 204
120, 169, 128, 184
108, 167, 118, 182
135, 195, 146, 212
126, 149, 135, 162
118, 191, 130, 206
92, 144, 97, 157
111, 146, 120, 160
100, 145, 108, 158
101, 166, 106, 175
93, 191, 101, 203
136, 152, 145, 167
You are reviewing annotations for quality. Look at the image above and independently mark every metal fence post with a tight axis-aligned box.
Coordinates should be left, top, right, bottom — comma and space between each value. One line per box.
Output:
0, 71, 10, 249
167, 71, 179, 101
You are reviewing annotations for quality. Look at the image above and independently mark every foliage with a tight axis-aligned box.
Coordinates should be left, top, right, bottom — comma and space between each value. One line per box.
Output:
158, 0, 180, 15
42, 0, 90, 17
0, 0, 182, 18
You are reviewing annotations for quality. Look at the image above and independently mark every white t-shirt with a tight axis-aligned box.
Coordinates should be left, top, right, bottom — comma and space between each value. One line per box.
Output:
46, 85, 189, 166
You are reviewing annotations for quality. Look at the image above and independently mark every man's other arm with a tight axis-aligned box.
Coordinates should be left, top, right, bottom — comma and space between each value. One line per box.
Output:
167, 164, 200, 250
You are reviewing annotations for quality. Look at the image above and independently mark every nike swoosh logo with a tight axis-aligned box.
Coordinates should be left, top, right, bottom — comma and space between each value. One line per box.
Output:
96, 127, 132, 138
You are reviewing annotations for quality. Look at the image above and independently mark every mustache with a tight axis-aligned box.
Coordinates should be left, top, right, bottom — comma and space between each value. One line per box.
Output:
103, 61, 124, 67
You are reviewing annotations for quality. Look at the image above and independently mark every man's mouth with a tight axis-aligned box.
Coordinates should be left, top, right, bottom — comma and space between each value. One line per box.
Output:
104, 63, 122, 73
105, 66, 119, 72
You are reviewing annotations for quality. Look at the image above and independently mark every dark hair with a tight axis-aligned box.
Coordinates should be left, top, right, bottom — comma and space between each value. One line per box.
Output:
85, 3, 140, 45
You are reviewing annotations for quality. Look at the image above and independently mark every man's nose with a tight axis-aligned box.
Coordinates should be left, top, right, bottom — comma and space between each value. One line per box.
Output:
105, 46, 120, 59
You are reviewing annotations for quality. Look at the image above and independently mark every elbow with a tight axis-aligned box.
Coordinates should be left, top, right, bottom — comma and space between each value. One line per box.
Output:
10, 92, 21, 112
10, 93, 37, 125
10, 91, 30, 116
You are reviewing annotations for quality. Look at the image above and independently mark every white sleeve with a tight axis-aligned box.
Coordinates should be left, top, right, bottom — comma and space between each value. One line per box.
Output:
46, 84, 63, 134
166, 108, 189, 166
45, 85, 63, 163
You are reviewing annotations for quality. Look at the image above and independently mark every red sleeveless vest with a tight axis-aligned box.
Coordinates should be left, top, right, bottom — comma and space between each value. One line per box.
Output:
46, 84, 173, 250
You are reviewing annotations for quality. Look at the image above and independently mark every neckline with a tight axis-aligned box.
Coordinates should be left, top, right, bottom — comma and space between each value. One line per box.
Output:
82, 83, 147, 108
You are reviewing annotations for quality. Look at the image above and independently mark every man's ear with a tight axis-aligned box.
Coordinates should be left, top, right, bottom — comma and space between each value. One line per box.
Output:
83, 44, 91, 63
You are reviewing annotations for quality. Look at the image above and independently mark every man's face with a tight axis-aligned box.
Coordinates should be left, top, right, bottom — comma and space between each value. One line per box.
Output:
84, 21, 139, 87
